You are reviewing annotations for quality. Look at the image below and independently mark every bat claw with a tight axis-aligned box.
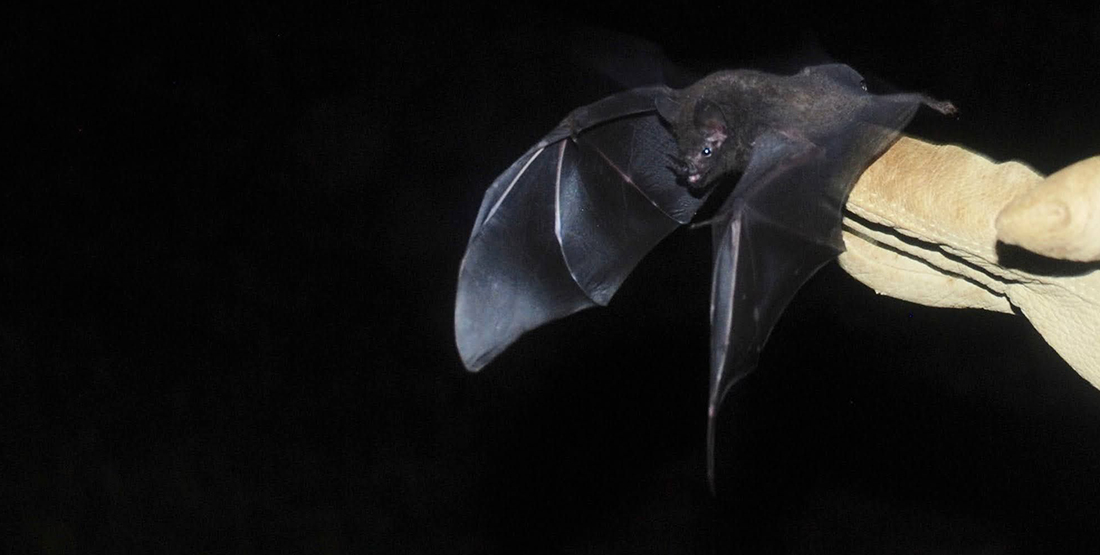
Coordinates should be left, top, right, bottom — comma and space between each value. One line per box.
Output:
919, 95, 958, 116
690, 217, 721, 230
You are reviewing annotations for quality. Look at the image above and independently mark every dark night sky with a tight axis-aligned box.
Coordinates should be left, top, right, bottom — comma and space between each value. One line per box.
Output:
6, 3, 1100, 553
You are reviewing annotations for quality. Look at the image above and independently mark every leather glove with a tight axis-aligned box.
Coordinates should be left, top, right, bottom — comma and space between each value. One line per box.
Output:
839, 137, 1100, 388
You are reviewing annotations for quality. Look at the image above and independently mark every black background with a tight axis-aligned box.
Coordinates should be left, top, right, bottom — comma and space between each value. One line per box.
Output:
7, 3, 1100, 553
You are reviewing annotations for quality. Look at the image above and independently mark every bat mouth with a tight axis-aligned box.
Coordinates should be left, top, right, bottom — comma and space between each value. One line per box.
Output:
668, 155, 707, 191
677, 172, 710, 195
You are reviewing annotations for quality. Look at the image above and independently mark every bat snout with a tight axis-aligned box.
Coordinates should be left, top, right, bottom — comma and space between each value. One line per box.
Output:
667, 155, 705, 187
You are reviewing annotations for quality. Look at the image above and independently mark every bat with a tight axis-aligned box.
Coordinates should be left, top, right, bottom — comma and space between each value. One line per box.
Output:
454, 63, 954, 490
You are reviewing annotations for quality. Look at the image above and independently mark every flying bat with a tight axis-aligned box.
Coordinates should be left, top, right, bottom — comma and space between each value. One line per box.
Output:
454, 63, 954, 489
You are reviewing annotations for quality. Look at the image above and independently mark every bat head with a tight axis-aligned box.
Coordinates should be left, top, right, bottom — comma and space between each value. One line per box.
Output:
680, 99, 730, 186
657, 95, 732, 191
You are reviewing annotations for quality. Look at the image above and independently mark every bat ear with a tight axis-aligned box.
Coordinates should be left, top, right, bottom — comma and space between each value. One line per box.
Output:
655, 95, 681, 123
693, 99, 728, 134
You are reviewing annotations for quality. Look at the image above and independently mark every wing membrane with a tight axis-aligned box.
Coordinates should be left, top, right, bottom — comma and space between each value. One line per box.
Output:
456, 87, 707, 371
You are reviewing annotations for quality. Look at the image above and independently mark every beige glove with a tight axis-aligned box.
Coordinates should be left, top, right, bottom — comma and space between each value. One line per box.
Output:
839, 137, 1100, 389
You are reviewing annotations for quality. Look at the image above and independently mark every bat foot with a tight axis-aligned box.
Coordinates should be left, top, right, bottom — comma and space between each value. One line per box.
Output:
921, 96, 957, 116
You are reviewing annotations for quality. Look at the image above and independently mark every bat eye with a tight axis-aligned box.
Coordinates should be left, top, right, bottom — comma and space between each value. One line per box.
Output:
701, 147, 712, 157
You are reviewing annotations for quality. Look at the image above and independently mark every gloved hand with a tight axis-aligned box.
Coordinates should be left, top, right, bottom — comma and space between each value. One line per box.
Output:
839, 137, 1100, 388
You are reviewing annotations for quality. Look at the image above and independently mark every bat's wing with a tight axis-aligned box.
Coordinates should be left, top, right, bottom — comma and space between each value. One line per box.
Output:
456, 87, 707, 371
705, 73, 928, 488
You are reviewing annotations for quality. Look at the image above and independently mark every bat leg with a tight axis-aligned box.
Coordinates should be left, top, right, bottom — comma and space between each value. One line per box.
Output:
886, 92, 957, 116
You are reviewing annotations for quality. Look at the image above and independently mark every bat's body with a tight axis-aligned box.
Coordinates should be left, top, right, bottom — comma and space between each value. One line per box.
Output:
455, 64, 953, 490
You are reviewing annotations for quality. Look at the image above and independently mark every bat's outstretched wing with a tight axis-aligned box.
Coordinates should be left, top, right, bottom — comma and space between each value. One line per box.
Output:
704, 66, 934, 489
455, 87, 707, 371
